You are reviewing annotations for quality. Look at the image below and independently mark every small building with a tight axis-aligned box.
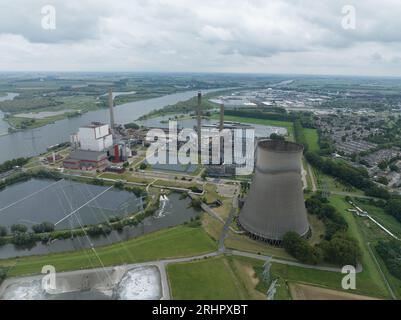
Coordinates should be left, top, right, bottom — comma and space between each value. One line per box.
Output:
63, 150, 108, 170
105, 165, 126, 174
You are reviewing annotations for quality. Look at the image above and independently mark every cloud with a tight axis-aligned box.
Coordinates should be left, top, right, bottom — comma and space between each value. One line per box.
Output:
0, 0, 401, 75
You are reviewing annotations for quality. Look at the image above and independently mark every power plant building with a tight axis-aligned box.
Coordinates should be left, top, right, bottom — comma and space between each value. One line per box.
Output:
78, 122, 113, 152
63, 150, 108, 170
238, 140, 310, 244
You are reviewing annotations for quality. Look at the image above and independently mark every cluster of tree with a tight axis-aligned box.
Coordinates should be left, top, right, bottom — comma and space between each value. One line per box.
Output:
282, 232, 321, 264
0, 158, 29, 174
385, 198, 401, 223
283, 193, 362, 266
240, 181, 250, 196
33, 169, 62, 180
114, 181, 125, 189
126, 186, 147, 197
305, 193, 347, 240
297, 112, 316, 129
269, 133, 285, 141
305, 151, 390, 199
124, 122, 140, 130
190, 197, 203, 210
376, 240, 401, 280
92, 178, 105, 186
185, 216, 202, 228
317, 132, 335, 156
6, 224, 36, 247
32, 222, 55, 234
0, 226, 7, 237
87, 224, 112, 237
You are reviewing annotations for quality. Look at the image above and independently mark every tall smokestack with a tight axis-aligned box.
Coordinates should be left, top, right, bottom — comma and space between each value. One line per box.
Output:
219, 102, 224, 131
108, 88, 115, 131
197, 91, 202, 159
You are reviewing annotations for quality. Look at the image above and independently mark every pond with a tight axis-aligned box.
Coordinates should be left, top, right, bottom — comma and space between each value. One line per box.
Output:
0, 179, 142, 230
0, 180, 199, 259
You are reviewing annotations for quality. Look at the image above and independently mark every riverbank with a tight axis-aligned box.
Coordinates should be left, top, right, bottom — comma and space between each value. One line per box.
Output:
0, 88, 228, 163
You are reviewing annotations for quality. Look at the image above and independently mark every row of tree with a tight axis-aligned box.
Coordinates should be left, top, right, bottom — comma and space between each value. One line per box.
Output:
305, 151, 391, 199
376, 240, 401, 280
0, 157, 29, 174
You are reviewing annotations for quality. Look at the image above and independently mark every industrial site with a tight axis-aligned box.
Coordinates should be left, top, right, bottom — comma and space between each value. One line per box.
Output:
1, 0, 401, 307
1, 75, 400, 302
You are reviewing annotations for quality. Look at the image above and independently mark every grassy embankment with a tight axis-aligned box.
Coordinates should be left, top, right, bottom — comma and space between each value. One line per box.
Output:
0, 225, 217, 277
167, 256, 267, 300
329, 196, 395, 299
350, 198, 401, 298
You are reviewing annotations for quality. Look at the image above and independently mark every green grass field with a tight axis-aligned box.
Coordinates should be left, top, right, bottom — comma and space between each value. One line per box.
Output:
167, 256, 244, 299
329, 196, 392, 299
303, 128, 319, 152
167, 256, 268, 300
0, 225, 217, 277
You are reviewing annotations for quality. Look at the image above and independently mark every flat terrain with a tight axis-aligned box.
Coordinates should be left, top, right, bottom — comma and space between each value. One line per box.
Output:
167, 256, 265, 300
303, 128, 319, 152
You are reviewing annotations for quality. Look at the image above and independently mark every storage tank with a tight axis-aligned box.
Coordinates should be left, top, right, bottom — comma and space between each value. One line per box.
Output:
238, 140, 310, 244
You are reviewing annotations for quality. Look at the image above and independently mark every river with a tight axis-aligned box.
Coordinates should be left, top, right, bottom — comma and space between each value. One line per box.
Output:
0, 88, 224, 163
0, 93, 19, 136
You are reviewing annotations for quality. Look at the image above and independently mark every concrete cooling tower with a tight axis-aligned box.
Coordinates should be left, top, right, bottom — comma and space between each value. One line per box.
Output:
238, 140, 310, 244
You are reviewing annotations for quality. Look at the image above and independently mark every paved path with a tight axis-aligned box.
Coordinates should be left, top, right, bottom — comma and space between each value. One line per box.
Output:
307, 162, 317, 192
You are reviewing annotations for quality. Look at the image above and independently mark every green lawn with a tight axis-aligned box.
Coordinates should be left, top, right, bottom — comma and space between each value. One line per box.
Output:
167, 256, 243, 299
353, 199, 401, 239
329, 196, 392, 299
1, 225, 217, 277
303, 128, 319, 152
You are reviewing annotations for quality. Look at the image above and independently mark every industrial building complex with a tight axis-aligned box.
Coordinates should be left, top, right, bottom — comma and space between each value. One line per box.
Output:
64, 89, 132, 171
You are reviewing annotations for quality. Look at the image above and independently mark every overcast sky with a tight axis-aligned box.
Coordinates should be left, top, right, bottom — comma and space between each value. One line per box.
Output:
1, 0, 401, 76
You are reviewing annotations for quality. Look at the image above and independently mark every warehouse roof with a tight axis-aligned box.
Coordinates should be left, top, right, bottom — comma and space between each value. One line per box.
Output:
68, 149, 107, 161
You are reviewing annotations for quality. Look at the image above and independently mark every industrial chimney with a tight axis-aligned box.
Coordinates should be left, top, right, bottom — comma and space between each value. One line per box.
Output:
108, 88, 115, 131
219, 102, 224, 131
238, 140, 310, 244
197, 91, 202, 159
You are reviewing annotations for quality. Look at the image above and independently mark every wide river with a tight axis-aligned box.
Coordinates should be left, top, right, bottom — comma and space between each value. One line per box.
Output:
0, 88, 224, 163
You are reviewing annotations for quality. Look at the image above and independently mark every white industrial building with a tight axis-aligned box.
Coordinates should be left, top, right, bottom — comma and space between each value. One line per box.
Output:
75, 122, 113, 152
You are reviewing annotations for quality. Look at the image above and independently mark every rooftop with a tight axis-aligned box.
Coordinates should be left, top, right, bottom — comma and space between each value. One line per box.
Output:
68, 149, 107, 161
82, 122, 108, 129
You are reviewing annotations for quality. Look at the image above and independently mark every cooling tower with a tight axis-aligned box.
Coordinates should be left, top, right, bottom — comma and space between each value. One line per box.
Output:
238, 140, 310, 244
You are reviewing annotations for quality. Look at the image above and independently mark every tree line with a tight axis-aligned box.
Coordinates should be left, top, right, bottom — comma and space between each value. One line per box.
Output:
305, 151, 391, 199
376, 240, 401, 280
0, 157, 29, 174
